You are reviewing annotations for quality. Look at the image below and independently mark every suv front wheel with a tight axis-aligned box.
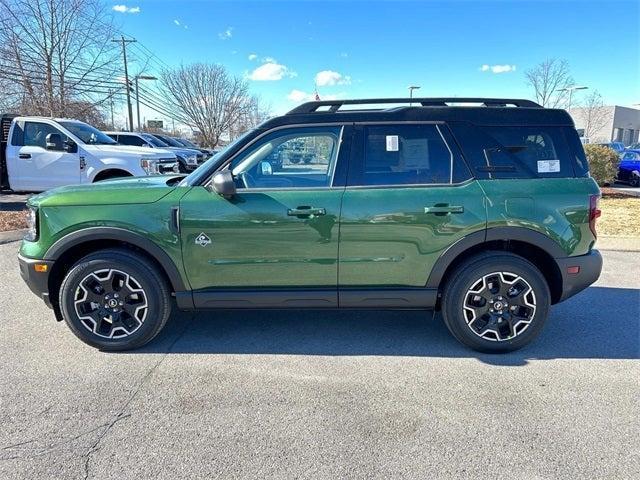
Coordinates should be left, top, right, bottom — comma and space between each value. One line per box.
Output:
441, 252, 550, 353
59, 249, 172, 351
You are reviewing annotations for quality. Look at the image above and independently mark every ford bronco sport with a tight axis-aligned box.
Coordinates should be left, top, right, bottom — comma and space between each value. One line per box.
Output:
18, 98, 603, 353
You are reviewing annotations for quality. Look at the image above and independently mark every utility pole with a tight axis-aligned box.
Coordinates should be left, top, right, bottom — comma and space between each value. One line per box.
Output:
112, 35, 136, 131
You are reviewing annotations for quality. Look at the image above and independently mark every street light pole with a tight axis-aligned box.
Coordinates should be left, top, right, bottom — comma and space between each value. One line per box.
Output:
135, 75, 157, 131
558, 85, 589, 111
408, 85, 421, 106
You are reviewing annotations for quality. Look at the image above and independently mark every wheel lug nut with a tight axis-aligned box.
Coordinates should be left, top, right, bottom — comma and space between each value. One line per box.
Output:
119, 301, 123, 306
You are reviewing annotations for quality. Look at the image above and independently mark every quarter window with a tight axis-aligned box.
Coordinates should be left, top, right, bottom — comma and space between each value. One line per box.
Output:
230, 126, 342, 189
118, 135, 147, 147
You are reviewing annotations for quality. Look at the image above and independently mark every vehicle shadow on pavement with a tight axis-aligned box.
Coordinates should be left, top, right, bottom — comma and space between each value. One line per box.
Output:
134, 286, 640, 365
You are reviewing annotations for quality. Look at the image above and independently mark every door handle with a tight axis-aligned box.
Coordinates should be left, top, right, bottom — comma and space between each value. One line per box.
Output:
424, 205, 464, 215
19, 153, 31, 159
287, 206, 326, 218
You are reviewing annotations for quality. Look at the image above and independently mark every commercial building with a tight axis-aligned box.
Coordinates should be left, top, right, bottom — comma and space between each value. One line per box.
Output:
568, 105, 640, 145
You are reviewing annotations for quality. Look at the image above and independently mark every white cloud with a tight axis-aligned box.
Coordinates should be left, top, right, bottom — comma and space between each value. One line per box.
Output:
339, 52, 349, 58
248, 53, 258, 61
262, 56, 276, 63
174, 19, 180, 26
315, 70, 351, 86
248, 62, 296, 81
112, 5, 140, 14
287, 90, 343, 102
480, 64, 517, 74
218, 27, 233, 40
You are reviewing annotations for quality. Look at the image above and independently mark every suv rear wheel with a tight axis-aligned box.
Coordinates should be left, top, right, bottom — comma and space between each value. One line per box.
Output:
441, 252, 550, 353
59, 249, 171, 351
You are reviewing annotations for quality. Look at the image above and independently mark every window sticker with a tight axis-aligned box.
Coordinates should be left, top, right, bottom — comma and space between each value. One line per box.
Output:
386, 135, 399, 151
537, 159, 560, 173
401, 138, 430, 170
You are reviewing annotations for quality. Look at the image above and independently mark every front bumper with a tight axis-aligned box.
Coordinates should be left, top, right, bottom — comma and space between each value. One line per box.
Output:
556, 249, 603, 302
18, 254, 54, 308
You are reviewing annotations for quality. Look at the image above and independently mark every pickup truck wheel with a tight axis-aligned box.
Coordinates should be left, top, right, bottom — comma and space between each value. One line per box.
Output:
441, 252, 550, 353
59, 249, 171, 351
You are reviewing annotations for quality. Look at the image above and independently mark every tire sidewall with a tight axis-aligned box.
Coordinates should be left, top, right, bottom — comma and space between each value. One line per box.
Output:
59, 253, 170, 351
442, 253, 550, 353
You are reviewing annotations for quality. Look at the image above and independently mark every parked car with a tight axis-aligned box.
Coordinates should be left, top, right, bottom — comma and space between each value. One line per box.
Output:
19, 97, 602, 353
104, 131, 204, 173
0, 115, 178, 192
173, 137, 216, 157
597, 142, 626, 159
617, 150, 640, 187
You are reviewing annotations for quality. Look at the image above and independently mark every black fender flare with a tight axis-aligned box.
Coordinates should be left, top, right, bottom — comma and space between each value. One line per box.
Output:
425, 226, 565, 288
44, 227, 187, 292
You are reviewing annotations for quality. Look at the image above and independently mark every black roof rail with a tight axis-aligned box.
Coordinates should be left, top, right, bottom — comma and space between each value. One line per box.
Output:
287, 97, 542, 114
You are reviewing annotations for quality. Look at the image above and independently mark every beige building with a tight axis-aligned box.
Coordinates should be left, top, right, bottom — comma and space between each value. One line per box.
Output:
568, 105, 640, 145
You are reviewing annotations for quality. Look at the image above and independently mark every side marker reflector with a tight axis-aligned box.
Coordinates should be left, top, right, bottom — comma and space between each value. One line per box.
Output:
567, 266, 580, 275
34, 264, 48, 273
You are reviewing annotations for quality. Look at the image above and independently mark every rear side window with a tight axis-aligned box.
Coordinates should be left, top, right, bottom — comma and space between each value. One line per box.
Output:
349, 124, 471, 186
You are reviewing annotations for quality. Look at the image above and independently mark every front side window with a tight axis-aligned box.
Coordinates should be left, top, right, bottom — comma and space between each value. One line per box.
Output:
23, 122, 66, 148
230, 126, 342, 189
118, 135, 147, 147
58, 121, 117, 145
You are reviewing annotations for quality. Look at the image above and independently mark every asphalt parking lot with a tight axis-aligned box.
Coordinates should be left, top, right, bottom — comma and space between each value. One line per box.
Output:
0, 241, 638, 479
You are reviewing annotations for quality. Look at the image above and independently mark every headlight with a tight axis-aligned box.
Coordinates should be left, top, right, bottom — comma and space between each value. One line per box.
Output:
185, 155, 198, 165
24, 207, 38, 241
140, 158, 159, 175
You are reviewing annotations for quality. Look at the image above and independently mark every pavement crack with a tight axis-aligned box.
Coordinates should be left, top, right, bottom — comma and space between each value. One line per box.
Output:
82, 317, 191, 480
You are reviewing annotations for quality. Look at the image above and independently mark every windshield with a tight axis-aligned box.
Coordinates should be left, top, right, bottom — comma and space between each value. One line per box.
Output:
141, 133, 169, 147
156, 135, 183, 148
179, 138, 200, 149
59, 121, 117, 145
180, 129, 258, 186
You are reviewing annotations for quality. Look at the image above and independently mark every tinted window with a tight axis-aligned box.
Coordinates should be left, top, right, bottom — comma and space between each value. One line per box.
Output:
230, 126, 342, 189
58, 121, 116, 145
142, 134, 168, 147
351, 124, 461, 186
481, 126, 575, 178
118, 135, 147, 147
23, 122, 66, 148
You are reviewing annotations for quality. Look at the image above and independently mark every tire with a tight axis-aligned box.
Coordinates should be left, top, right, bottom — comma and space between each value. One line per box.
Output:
630, 173, 640, 188
441, 252, 550, 353
59, 249, 171, 351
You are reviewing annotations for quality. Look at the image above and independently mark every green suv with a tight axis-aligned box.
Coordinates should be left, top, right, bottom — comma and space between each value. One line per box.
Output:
18, 98, 603, 353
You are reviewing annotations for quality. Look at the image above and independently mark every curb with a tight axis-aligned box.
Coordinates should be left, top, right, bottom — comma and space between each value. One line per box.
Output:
597, 236, 640, 252
0, 229, 26, 245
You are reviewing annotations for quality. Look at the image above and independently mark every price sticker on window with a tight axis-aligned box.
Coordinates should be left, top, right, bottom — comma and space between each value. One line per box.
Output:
386, 135, 399, 152
537, 160, 560, 173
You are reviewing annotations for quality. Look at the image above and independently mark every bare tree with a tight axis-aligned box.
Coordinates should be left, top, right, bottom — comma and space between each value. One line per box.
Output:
577, 91, 610, 141
229, 97, 271, 140
160, 63, 257, 147
525, 59, 574, 108
0, 0, 119, 117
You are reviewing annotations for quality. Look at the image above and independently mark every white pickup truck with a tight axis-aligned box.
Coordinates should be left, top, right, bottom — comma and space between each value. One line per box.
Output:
0, 114, 178, 192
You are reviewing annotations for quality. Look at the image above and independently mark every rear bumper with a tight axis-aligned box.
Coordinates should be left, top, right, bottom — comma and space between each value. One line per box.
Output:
18, 254, 54, 308
556, 249, 603, 302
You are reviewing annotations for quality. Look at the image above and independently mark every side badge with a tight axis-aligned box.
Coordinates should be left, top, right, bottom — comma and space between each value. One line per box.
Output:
195, 232, 212, 247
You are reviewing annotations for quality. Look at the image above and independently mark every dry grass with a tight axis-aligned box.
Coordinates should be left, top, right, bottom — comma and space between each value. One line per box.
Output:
0, 210, 28, 232
598, 196, 640, 237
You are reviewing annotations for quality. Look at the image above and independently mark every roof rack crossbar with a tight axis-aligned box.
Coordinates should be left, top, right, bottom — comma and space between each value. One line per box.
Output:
287, 97, 542, 114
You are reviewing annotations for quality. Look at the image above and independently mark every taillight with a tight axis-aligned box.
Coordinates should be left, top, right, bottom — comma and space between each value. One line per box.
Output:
589, 194, 601, 238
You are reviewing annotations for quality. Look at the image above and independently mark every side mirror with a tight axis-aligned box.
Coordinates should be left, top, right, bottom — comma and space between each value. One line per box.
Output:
45, 133, 63, 150
64, 139, 77, 153
212, 170, 236, 198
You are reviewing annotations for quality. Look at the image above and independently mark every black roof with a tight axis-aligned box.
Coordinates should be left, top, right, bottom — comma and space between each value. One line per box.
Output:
260, 98, 574, 129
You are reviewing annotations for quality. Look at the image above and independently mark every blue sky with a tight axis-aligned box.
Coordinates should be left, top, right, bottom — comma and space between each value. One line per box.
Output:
110, 0, 639, 122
